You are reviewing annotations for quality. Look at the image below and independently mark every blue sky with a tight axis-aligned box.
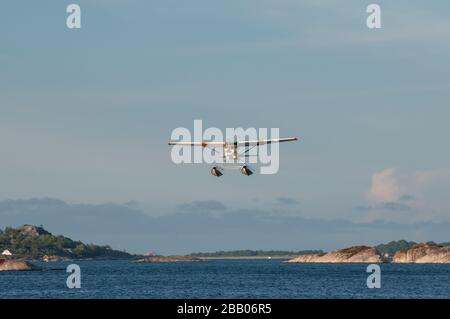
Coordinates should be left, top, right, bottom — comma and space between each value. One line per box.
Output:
1, 1, 450, 253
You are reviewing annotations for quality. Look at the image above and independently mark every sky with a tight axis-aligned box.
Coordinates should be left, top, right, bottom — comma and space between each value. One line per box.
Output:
1, 1, 450, 254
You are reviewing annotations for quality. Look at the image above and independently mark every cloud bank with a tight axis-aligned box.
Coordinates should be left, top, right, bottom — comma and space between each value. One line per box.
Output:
1, 197, 449, 255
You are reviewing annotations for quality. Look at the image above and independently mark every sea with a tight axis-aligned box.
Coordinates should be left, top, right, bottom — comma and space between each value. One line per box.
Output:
0, 259, 449, 298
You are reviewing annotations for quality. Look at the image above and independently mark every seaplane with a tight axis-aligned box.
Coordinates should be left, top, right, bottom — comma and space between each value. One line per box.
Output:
168, 136, 299, 177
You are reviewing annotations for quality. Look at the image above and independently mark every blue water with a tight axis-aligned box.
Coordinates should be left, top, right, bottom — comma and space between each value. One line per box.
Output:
1, 259, 449, 298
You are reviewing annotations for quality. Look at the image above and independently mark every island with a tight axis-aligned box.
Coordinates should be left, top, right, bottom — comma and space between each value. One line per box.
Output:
287, 246, 387, 263
393, 243, 450, 263
0, 224, 133, 262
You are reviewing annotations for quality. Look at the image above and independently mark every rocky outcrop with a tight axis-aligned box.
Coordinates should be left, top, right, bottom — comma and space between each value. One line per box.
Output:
17, 224, 51, 237
134, 256, 203, 263
287, 246, 386, 263
0, 259, 42, 271
393, 243, 450, 263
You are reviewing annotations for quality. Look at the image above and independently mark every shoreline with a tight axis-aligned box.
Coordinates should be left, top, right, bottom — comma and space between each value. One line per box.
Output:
197, 256, 294, 260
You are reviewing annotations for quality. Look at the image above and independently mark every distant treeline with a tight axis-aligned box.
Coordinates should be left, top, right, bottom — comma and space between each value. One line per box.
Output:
375, 240, 417, 255
187, 249, 324, 257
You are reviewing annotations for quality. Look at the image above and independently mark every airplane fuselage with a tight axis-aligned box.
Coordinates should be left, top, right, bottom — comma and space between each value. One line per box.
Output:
223, 142, 238, 162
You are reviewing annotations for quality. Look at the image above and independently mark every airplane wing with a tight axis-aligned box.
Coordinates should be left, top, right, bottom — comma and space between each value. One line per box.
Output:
168, 140, 225, 147
237, 137, 298, 146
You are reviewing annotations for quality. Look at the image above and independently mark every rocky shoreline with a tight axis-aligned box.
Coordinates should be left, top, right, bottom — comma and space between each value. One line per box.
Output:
0, 259, 66, 272
287, 243, 450, 264
0, 259, 42, 271
287, 246, 386, 263
392, 243, 450, 263
2, 243, 450, 269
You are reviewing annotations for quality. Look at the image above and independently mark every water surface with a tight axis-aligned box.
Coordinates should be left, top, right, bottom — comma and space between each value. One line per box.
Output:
1, 260, 449, 298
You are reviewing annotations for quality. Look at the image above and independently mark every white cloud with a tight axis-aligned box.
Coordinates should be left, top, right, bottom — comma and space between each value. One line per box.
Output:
367, 168, 400, 204
364, 167, 450, 222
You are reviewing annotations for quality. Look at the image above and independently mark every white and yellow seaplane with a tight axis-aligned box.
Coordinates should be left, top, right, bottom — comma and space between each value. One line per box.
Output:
168, 136, 299, 177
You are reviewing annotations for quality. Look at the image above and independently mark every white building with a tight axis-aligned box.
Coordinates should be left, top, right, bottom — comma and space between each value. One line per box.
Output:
1, 250, 12, 257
